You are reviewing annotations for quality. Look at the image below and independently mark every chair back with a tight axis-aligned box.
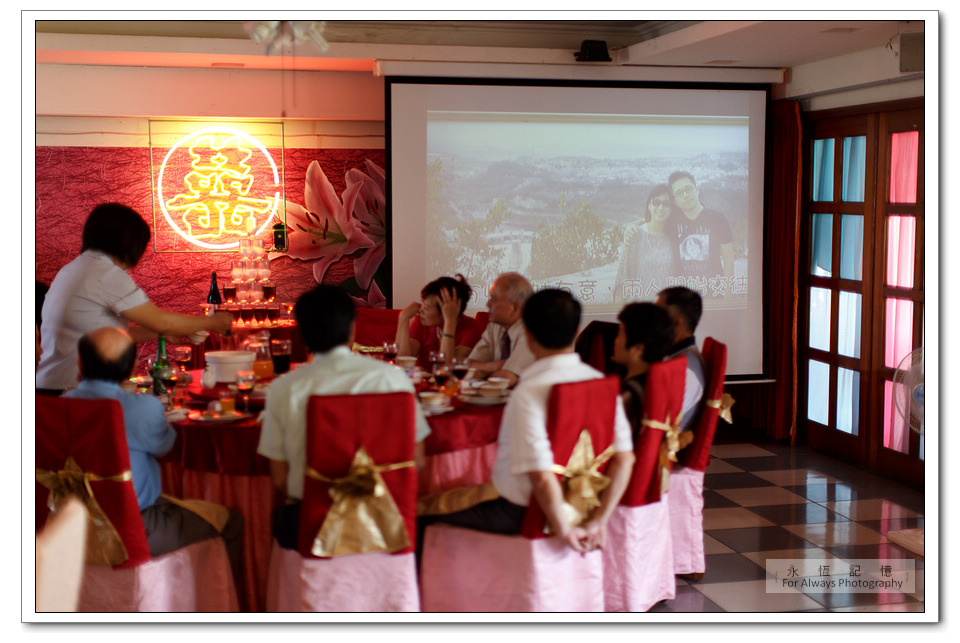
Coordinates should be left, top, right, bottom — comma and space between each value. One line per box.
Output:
574, 321, 626, 378
678, 337, 728, 471
520, 376, 620, 539
620, 356, 686, 507
300, 392, 418, 557
473, 310, 490, 334
35, 395, 152, 568
353, 308, 402, 349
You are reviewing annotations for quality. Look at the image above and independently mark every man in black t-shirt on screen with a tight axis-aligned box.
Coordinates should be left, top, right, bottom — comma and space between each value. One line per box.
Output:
667, 171, 734, 291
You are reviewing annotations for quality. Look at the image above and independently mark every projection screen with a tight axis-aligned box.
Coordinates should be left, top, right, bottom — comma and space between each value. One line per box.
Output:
387, 78, 768, 377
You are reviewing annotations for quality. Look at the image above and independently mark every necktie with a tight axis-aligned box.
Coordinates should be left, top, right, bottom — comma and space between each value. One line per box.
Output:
500, 330, 512, 361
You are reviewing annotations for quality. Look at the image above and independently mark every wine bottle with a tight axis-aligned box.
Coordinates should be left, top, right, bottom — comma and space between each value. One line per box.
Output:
207, 271, 222, 312
152, 335, 171, 396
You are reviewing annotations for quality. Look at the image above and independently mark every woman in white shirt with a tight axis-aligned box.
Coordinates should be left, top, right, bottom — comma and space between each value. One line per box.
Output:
36, 203, 232, 393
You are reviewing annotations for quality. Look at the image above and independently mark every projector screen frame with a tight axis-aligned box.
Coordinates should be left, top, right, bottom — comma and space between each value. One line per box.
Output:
384, 75, 772, 381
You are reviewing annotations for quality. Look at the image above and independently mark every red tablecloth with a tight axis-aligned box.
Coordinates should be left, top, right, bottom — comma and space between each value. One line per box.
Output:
159, 377, 504, 612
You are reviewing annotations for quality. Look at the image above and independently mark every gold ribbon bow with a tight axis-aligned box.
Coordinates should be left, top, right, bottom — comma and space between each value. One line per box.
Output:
546, 430, 615, 534
706, 393, 736, 424
644, 413, 692, 495
351, 343, 384, 355
35, 456, 132, 566
306, 446, 414, 557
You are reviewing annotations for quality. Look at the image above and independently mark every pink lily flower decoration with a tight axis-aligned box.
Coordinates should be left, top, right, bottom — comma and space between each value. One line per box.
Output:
350, 279, 386, 309
281, 160, 374, 283
345, 160, 387, 290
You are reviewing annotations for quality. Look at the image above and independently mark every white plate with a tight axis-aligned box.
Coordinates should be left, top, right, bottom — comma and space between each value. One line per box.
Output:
188, 410, 253, 424
459, 394, 508, 406
424, 406, 455, 416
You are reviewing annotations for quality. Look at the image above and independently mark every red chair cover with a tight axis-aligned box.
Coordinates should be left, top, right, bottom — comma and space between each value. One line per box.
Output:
620, 356, 686, 507
354, 308, 402, 347
473, 310, 490, 333
35, 396, 152, 569
677, 337, 728, 471
299, 392, 418, 557
520, 376, 620, 539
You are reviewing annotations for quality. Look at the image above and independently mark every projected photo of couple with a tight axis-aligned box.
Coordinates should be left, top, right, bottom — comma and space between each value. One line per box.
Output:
424, 113, 749, 309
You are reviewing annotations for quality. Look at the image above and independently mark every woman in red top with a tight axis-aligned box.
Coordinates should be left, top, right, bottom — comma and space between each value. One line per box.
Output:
396, 274, 484, 369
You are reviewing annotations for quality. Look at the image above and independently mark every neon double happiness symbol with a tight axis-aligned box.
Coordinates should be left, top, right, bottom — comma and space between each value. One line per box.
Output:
158, 126, 281, 250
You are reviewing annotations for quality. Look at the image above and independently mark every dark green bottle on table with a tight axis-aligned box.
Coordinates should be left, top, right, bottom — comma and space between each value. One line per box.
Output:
152, 335, 173, 396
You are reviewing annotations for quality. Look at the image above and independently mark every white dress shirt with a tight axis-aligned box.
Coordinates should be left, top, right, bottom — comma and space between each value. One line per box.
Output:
468, 319, 536, 378
257, 346, 431, 499
491, 352, 633, 507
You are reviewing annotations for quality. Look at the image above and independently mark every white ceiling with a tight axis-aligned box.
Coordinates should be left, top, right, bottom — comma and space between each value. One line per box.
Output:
35, 19, 925, 73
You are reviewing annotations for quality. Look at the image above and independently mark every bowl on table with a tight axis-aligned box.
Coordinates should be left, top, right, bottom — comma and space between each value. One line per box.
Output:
397, 356, 417, 370
418, 391, 447, 409
205, 351, 256, 383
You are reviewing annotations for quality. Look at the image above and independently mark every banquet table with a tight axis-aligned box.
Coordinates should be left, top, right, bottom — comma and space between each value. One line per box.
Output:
159, 370, 504, 612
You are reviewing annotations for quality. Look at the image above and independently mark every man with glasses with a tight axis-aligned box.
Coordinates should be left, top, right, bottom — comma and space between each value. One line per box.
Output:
668, 171, 734, 291
467, 272, 535, 387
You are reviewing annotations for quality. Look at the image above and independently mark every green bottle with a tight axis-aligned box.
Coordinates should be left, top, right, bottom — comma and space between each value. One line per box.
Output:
152, 335, 173, 396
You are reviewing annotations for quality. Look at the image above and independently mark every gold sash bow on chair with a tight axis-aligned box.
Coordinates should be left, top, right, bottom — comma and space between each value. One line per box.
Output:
706, 393, 736, 424
643, 414, 691, 494
546, 430, 615, 534
35, 456, 132, 566
306, 446, 414, 557
351, 343, 384, 355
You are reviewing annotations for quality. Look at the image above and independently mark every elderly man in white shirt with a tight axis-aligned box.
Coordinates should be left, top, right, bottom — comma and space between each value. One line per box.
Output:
467, 272, 535, 388
257, 284, 431, 548
421, 288, 635, 553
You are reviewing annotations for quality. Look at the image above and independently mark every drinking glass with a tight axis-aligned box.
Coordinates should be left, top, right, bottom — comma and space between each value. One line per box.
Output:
170, 345, 193, 378
250, 238, 265, 259
262, 282, 277, 302
433, 363, 451, 394
250, 282, 264, 303
231, 260, 244, 281
236, 281, 251, 303
253, 304, 268, 327
238, 238, 252, 259
382, 342, 399, 364
281, 301, 295, 322
451, 358, 470, 382
236, 370, 256, 413
242, 260, 257, 282
222, 282, 237, 303
266, 303, 281, 326
271, 339, 292, 375
257, 259, 271, 282
239, 304, 255, 327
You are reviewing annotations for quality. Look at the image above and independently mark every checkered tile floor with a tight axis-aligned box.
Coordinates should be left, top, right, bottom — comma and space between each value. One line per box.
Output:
650, 433, 926, 613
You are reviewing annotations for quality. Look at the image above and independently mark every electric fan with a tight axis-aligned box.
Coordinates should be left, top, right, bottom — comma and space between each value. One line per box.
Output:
887, 347, 924, 557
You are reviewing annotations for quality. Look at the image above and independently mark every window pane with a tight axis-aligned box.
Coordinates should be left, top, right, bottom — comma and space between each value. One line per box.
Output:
883, 380, 909, 454
809, 287, 832, 351
838, 291, 861, 358
886, 216, 916, 288
890, 131, 919, 204
812, 138, 834, 202
884, 298, 914, 368
840, 215, 863, 280
837, 367, 860, 435
807, 360, 830, 425
842, 136, 866, 202
810, 213, 833, 276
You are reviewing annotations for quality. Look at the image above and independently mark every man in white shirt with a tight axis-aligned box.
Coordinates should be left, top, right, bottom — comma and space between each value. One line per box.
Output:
423, 289, 635, 553
257, 285, 431, 548
656, 286, 706, 432
467, 272, 535, 387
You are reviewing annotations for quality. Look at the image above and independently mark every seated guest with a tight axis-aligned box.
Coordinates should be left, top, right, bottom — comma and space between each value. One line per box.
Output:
63, 327, 243, 581
655, 286, 706, 432
396, 274, 484, 369
259, 285, 431, 548
421, 289, 635, 553
611, 302, 676, 437
466, 272, 536, 387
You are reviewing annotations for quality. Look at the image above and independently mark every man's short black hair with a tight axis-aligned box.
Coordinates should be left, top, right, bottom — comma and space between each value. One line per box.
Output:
657, 286, 703, 334
294, 284, 356, 353
618, 302, 675, 364
80, 203, 151, 268
668, 170, 697, 191
77, 333, 137, 383
522, 289, 581, 349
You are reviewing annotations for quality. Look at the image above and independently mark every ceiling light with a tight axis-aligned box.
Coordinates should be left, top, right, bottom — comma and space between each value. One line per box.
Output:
244, 21, 330, 55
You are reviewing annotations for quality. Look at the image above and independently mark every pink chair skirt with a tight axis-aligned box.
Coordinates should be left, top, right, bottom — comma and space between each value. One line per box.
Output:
668, 467, 706, 575
420, 523, 604, 612
77, 538, 239, 612
265, 542, 420, 612
603, 498, 676, 612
